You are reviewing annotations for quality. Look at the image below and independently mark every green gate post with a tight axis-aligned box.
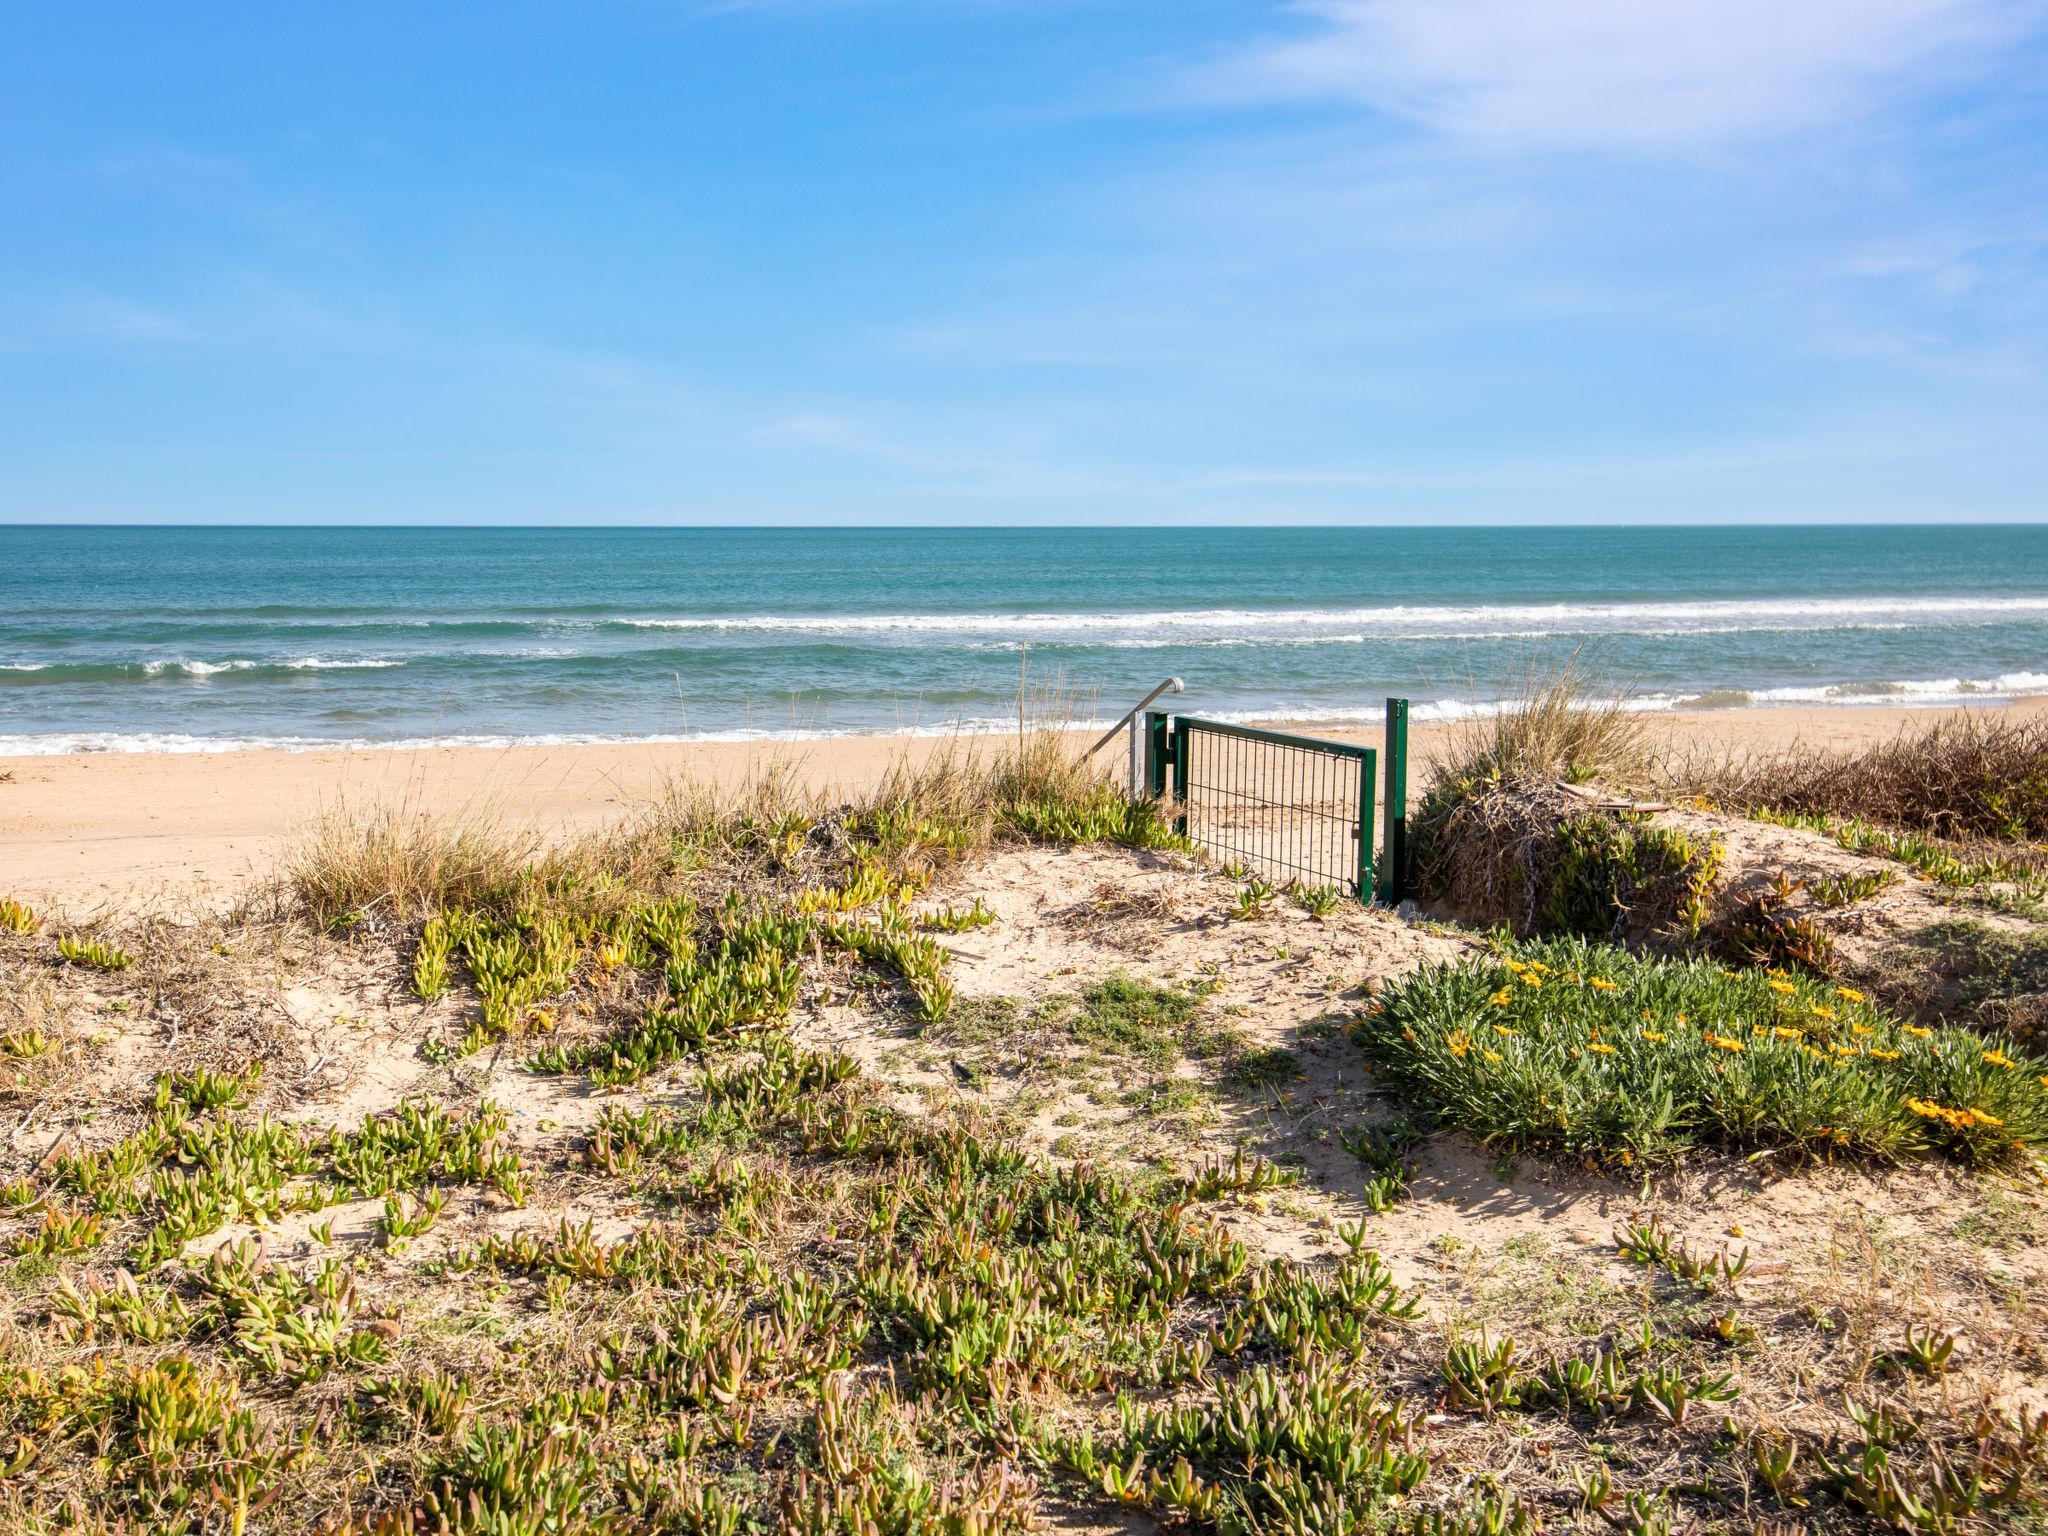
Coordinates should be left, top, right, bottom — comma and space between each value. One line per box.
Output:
1356, 748, 1377, 904
1145, 710, 1171, 799
1171, 718, 1190, 835
1383, 697, 1409, 905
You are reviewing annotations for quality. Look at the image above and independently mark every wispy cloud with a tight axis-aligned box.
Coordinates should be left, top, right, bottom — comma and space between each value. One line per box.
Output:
1187, 0, 2043, 150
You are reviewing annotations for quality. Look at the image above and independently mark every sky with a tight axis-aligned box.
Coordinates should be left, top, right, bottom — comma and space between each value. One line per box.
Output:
2, 1, 2046, 526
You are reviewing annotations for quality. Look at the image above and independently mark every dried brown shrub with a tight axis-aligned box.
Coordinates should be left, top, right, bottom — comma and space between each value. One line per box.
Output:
1418, 779, 1720, 945
1674, 709, 2048, 842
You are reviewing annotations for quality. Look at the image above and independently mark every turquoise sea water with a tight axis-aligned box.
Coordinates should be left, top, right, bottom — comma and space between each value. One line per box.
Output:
2, 525, 2045, 752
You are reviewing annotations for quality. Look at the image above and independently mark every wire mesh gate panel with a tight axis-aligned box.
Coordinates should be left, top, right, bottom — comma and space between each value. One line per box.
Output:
1153, 716, 1378, 901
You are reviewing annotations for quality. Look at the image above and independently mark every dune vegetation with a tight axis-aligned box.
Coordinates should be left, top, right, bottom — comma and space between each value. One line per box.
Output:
3, 693, 2048, 1534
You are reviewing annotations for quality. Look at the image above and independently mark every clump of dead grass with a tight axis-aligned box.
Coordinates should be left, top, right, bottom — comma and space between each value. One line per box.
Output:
1430, 651, 1657, 795
281, 793, 544, 926
1672, 709, 2048, 843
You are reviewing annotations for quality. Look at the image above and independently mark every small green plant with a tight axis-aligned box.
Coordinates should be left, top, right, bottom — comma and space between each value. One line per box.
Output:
921, 898, 995, 932
1811, 868, 1897, 908
57, 934, 132, 970
1721, 873, 1835, 974
155, 1063, 262, 1114
1340, 1122, 1419, 1212
1291, 882, 1341, 918
1, 1027, 54, 1060
379, 1187, 446, 1246
411, 911, 455, 1001
1900, 1322, 1957, 1376
1635, 1360, 1739, 1426
16, 1202, 104, 1256
1442, 1331, 1521, 1416
1232, 878, 1278, 920
1833, 819, 2048, 899
0, 897, 38, 934
1612, 1212, 1746, 1287
1752, 1433, 1807, 1507
1183, 1147, 1301, 1199
1226, 1045, 1299, 1090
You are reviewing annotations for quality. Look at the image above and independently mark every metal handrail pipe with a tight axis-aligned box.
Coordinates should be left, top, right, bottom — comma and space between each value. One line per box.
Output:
1086, 676, 1184, 759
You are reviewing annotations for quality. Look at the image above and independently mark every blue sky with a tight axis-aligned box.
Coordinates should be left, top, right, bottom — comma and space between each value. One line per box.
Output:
3, 1, 2045, 525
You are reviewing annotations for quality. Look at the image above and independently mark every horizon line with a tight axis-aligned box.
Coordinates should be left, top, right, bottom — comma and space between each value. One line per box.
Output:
3, 519, 2046, 533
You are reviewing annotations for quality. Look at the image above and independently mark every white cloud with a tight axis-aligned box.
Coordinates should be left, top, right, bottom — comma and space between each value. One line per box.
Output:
1195, 0, 2041, 149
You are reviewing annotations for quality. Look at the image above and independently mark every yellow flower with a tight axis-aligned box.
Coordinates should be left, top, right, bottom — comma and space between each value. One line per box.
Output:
1519, 972, 1543, 990
1494, 1024, 1519, 1037
1705, 1032, 1745, 1053
1903, 1025, 1933, 1038
1984, 1050, 2017, 1069
1490, 988, 1514, 1007
1773, 1026, 1803, 1041
1906, 1096, 2004, 1132
1588, 977, 1617, 991
1767, 979, 1796, 995
1447, 1030, 1471, 1058
1483, 1049, 1503, 1063
1675, 1014, 1688, 1026
1850, 1023, 1872, 1036
1835, 986, 1866, 1003
1640, 1029, 1666, 1042
1588, 1042, 1617, 1055
1809, 1004, 1835, 1020
1868, 1048, 1900, 1061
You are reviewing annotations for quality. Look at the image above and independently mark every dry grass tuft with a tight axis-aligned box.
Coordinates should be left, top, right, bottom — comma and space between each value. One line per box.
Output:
275, 679, 1129, 928
1431, 650, 1656, 794
596, 758, 823, 885
281, 793, 543, 925
1671, 709, 2048, 842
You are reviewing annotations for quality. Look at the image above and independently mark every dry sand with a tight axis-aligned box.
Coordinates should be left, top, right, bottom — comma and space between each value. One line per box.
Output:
3, 699, 2043, 904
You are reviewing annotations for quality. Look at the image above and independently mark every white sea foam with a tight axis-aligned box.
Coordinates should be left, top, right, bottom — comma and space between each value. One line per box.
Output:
4, 670, 2044, 755
0, 718, 1065, 756
131, 657, 404, 677
613, 595, 2048, 639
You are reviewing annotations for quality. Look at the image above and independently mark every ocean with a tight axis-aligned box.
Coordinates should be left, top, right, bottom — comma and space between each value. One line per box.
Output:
2, 524, 2044, 753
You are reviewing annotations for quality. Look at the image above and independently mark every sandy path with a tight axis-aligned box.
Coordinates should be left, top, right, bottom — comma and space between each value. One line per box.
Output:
2, 700, 2042, 904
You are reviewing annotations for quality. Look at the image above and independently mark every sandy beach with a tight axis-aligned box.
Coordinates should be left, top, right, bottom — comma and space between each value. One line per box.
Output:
5, 698, 2042, 905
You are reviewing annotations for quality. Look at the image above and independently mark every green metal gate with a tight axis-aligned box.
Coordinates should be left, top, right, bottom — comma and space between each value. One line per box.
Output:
1145, 699, 1410, 904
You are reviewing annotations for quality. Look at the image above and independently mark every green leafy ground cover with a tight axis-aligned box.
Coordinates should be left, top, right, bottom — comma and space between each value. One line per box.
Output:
1356, 937, 2048, 1169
